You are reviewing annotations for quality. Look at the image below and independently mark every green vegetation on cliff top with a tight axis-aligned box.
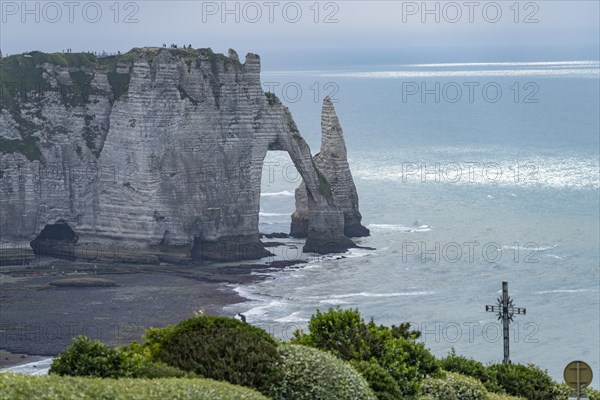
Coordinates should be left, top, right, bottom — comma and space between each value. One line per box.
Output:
0, 47, 241, 103
0, 47, 240, 84
0, 47, 240, 161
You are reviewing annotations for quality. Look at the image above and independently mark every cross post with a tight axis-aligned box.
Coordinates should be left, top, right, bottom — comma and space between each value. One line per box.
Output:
485, 281, 526, 364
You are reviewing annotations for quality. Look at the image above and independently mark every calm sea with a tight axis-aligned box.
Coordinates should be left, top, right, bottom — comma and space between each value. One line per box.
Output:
225, 61, 600, 387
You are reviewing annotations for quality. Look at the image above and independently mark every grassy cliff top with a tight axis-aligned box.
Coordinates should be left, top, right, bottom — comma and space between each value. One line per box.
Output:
0, 47, 242, 162
0, 47, 241, 85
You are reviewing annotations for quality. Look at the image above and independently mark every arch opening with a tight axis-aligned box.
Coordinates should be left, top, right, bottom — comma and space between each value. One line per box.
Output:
259, 151, 300, 237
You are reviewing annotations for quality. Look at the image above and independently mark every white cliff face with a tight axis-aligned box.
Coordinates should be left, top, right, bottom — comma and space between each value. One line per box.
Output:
291, 97, 369, 238
0, 48, 358, 264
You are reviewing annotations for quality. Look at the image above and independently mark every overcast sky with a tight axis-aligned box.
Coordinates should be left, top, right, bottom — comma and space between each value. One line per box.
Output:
1, 1, 598, 67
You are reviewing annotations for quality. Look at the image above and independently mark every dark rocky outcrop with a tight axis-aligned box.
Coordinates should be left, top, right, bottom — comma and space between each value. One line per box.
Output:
0, 48, 364, 264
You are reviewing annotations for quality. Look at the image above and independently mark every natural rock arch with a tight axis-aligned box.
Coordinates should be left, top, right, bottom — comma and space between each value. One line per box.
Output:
0, 48, 366, 264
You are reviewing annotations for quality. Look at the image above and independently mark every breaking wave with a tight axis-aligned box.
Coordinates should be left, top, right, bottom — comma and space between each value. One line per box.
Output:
259, 211, 290, 217
368, 223, 432, 232
319, 291, 435, 299
261, 191, 294, 197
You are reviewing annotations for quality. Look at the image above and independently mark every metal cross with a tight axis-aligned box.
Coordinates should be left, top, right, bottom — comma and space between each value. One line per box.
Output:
485, 281, 526, 364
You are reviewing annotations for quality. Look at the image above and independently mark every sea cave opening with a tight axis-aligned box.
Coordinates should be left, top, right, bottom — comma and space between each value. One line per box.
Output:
30, 221, 78, 260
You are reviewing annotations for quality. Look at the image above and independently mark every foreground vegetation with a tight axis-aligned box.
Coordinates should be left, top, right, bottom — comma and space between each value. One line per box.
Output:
0, 373, 268, 399
1, 307, 598, 400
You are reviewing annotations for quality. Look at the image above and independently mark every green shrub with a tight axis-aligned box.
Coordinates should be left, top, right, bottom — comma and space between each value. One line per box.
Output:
0, 372, 269, 400
292, 307, 438, 397
292, 306, 419, 362
418, 375, 457, 400
420, 372, 488, 400
440, 349, 502, 392
49, 335, 134, 378
132, 360, 189, 378
350, 359, 404, 400
486, 363, 562, 400
270, 344, 376, 400
589, 388, 600, 400
49, 335, 187, 379
555, 383, 600, 400
486, 393, 526, 400
379, 336, 440, 396
439, 357, 569, 400
121, 324, 175, 363
292, 306, 374, 360
153, 315, 281, 394
440, 349, 488, 379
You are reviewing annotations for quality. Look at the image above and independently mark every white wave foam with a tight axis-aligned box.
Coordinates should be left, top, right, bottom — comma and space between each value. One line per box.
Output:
319, 298, 350, 305
261, 190, 294, 197
344, 248, 376, 258
230, 285, 265, 302
239, 298, 288, 321
259, 211, 290, 217
326, 291, 434, 299
274, 311, 309, 323
535, 289, 595, 294
293, 263, 321, 270
538, 244, 558, 251
368, 223, 432, 232
543, 254, 564, 260
230, 285, 296, 323
302, 250, 369, 262
1, 358, 53, 375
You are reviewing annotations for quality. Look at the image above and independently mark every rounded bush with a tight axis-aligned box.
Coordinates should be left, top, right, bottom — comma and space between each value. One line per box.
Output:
486, 363, 562, 400
440, 350, 489, 381
420, 372, 488, 400
154, 316, 281, 393
270, 344, 376, 400
50, 335, 133, 378
419, 377, 456, 400
350, 359, 403, 400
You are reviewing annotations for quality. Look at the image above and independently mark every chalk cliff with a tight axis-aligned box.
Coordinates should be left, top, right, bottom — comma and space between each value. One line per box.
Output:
291, 97, 369, 238
0, 47, 362, 264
